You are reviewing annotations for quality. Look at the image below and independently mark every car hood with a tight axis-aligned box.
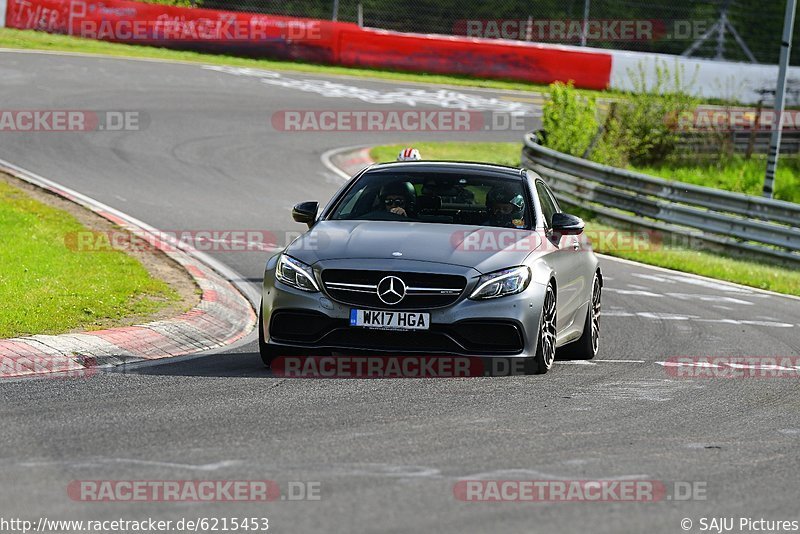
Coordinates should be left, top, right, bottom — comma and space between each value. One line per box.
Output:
285, 220, 542, 274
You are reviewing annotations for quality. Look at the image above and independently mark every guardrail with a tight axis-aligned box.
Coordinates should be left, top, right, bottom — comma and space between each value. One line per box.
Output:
521, 132, 800, 265
676, 131, 800, 155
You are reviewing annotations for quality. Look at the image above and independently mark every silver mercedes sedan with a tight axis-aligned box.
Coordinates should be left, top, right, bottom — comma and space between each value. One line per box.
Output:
259, 161, 602, 374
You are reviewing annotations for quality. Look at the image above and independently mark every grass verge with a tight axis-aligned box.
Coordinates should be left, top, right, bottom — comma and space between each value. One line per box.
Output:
370, 142, 800, 297
371, 142, 522, 167
631, 156, 800, 204
0, 179, 180, 338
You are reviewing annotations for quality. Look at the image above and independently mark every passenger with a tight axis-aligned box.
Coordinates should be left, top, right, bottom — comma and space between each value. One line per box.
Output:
484, 186, 526, 228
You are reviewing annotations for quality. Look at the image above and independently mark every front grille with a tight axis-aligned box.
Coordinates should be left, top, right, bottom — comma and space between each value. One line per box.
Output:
321, 328, 464, 353
276, 319, 524, 355
321, 269, 466, 310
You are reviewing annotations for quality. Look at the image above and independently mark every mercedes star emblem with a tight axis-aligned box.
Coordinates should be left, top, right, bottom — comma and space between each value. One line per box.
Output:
377, 276, 407, 305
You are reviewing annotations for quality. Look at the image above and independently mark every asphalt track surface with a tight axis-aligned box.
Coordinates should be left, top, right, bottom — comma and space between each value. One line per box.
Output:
1, 50, 799, 534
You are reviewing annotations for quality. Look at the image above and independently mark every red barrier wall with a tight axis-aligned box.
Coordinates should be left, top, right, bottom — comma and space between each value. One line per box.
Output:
4, 0, 351, 63
4, 0, 612, 89
339, 29, 612, 90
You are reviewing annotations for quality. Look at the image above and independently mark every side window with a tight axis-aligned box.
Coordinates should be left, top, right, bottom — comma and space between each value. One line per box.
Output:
536, 181, 558, 228
545, 186, 561, 214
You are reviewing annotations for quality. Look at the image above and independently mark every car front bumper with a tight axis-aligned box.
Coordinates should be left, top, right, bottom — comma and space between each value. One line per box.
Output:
261, 257, 546, 359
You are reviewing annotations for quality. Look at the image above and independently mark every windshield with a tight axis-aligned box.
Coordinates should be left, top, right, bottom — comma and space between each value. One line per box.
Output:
328, 171, 533, 229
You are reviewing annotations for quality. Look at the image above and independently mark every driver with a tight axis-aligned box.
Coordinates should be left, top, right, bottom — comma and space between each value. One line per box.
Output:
366, 181, 416, 219
484, 186, 526, 228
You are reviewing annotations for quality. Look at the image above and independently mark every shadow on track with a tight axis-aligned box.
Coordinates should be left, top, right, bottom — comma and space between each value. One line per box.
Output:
110, 338, 589, 380
113, 350, 276, 378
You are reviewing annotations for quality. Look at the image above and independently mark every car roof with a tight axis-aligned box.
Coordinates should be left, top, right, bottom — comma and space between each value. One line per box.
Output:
365, 161, 526, 180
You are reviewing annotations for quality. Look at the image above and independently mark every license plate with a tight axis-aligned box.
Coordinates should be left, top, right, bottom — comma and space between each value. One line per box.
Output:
350, 309, 430, 331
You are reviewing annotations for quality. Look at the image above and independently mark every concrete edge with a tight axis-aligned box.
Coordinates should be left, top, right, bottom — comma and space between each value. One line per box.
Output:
0, 158, 258, 379
320, 144, 372, 180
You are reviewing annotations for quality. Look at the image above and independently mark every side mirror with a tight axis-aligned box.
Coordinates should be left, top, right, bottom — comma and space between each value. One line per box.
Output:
292, 201, 318, 228
551, 212, 585, 235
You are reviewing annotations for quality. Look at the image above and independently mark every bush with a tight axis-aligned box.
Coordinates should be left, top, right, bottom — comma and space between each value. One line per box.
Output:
541, 81, 598, 158
588, 102, 630, 167
543, 61, 699, 168
611, 59, 699, 166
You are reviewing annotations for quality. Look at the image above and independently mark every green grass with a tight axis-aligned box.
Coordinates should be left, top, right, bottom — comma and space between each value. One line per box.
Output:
579, 220, 800, 296
371, 142, 523, 168
370, 142, 800, 297
631, 155, 800, 204
0, 180, 180, 338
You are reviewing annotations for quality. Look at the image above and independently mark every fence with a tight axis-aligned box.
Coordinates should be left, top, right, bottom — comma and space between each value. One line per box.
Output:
7, 0, 800, 103
187, 0, 798, 66
521, 132, 800, 265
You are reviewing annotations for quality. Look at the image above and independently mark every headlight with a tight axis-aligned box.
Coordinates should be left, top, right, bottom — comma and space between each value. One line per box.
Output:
275, 254, 320, 292
469, 266, 531, 300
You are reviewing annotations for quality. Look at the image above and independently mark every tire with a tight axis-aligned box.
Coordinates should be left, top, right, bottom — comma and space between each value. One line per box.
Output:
258, 301, 280, 368
526, 282, 557, 375
559, 273, 602, 360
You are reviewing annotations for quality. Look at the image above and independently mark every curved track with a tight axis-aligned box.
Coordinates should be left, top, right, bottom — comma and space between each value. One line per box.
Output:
1, 51, 799, 533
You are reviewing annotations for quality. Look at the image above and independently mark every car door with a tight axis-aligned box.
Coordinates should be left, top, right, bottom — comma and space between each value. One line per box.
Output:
535, 180, 587, 340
